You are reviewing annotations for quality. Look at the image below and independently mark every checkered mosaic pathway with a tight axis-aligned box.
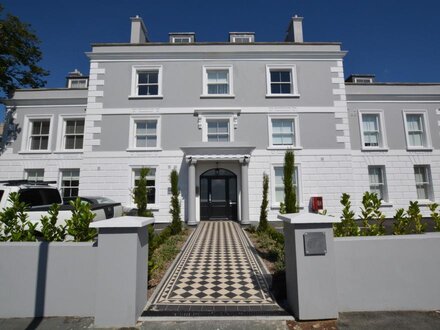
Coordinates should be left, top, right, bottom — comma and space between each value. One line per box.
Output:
143, 221, 288, 316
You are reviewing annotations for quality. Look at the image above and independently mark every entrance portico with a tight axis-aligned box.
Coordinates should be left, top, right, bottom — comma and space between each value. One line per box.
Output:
181, 144, 255, 225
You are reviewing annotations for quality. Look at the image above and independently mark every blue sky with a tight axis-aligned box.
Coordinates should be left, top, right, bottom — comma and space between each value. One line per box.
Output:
1, 0, 440, 120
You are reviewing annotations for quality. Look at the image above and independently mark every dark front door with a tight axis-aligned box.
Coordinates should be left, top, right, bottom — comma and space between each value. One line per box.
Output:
200, 169, 237, 220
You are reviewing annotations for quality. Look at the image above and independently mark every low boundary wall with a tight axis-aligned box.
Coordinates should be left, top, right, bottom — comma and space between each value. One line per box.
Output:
334, 233, 440, 312
0, 242, 96, 317
0, 216, 153, 327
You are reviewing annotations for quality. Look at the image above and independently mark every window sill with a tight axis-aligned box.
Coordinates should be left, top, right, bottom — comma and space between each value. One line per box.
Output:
18, 150, 52, 155
271, 204, 304, 210
53, 150, 84, 154
267, 146, 303, 150
380, 202, 393, 208
361, 147, 389, 152
126, 148, 163, 152
414, 200, 434, 206
200, 94, 235, 99
266, 93, 300, 98
406, 147, 433, 152
128, 95, 163, 99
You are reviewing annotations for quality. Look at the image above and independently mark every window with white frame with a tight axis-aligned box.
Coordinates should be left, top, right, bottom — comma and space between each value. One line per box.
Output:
129, 116, 160, 150
133, 168, 156, 204
135, 120, 157, 148
270, 118, 297, 146
266, 65, 299, 97
198, 112, 237, 142
29, 119, 50, 150
404, 112, 431, 149
207, 119, 230, 142
360, 112, 387, 148
131, 66, 162, 97
202, 66, 233, 96
368, 166, 388, 201
25, 169, 44, 182
68, 79, 88, 88
60, 169, 80, 198
273, 166, 299, 205
64, 119, 84, 150
414, 165, 432, 200
171, 37, 191, 43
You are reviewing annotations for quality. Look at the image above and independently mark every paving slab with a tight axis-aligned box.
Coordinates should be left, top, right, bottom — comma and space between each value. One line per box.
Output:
145, 221, 288, 317
338, 311, 440, 330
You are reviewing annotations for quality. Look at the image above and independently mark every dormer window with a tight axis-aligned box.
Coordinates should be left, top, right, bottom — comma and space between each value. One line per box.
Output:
66, 69, 88, 89
229, 32, 255, 43
345, 74, 375, 84
68, 79, 88, 88
169, 33, 195, 43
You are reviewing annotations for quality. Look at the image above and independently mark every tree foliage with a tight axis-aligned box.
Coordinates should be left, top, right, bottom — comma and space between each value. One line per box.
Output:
429, 203, 440, 232
169, 169, 182, 235
258, 173, 269, 232
0, 192, 36, 241
132, 168, 153, 217
65, 197, 97, 242
40, 203, 66, 241
359, 192, 385, 236
334, 193, 359, 237
283, 150, 297, 213
0, 4, 49, 98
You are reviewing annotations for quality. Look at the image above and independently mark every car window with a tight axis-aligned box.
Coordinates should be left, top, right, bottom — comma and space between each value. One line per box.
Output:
19, 188, 62, 207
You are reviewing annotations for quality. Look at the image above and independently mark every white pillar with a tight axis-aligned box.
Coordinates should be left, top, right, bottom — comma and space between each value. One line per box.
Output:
241, 158, 250, 225
187, 159, 197, 225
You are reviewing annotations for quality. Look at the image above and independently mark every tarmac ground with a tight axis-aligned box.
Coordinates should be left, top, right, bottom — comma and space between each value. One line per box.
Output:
1, 311, 440, 330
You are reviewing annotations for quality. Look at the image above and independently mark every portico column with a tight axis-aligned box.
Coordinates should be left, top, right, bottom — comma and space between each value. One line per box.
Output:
240, 157, 250, 225
187, 159, 197, 225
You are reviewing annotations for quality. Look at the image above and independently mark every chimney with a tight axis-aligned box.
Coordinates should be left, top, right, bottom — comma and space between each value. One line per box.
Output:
285, 15, 304, 42
130, 15, 149, 43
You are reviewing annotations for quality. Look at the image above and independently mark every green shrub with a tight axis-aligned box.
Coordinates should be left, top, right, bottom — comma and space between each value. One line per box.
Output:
359, 192, 385, 236
169, 169, 182, 235
65, 197, 97, 242
132, 168, 153, 217
407, 201, 425, 234
283, 150, 298, 213
257, 173, 269, 233
393, 208, 409, 235
429, 203, 440, 232
0, 192, 36, 241
334, 193, 359, 237
40, 203, 66, 241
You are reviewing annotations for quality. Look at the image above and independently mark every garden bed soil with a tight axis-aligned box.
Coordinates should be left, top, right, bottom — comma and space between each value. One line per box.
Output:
147, 228, 192, 297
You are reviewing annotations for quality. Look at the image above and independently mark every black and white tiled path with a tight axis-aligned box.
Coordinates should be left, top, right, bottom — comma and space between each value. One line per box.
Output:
144, 221, 288, 316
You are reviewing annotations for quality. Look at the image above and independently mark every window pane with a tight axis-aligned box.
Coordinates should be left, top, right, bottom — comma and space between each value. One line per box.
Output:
362, 114, 378, 132
274, 167, 284, 185
40, 137, 49, 150
217, 135, 228, 142
217, 121, 228, 133
407, 114, 422, 131
409, 132, 423, 146
275, 187, 284, 203
146, 136, 157, 147
75, 136, 84, 149
136, 136, 147, 147
65, 136, 75, 149
66, 121, 76, 134
280, 71, 291, 82
147, 121, 157, 134
148, 85, 158, 95
136, 121, 147, 135
41, 121, 50, 134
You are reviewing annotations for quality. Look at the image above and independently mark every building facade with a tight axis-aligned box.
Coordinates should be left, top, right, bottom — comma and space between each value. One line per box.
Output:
1, 16, 439, 223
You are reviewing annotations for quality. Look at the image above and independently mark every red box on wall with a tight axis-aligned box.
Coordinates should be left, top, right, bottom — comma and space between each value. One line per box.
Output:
311, 196, 323, 212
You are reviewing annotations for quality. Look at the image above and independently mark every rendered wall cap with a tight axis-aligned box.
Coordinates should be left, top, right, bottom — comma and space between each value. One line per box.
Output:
90, 216, 154, 228
278, 212, 340, 224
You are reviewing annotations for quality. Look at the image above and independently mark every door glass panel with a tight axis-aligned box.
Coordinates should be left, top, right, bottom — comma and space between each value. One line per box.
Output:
229, 178, 237, 202
211, 179, 226, 202
200, 178, 208, 202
